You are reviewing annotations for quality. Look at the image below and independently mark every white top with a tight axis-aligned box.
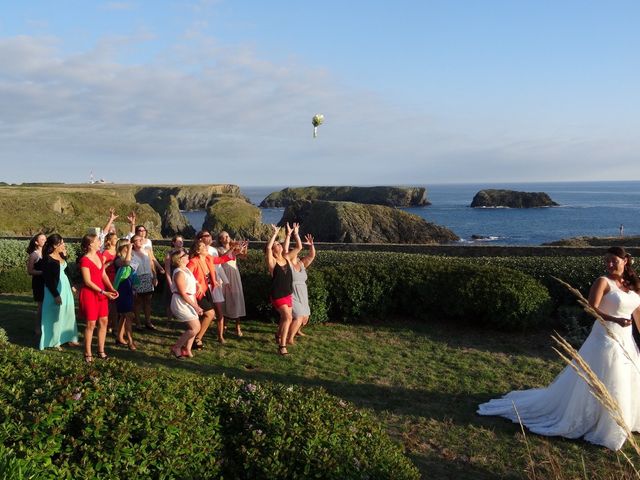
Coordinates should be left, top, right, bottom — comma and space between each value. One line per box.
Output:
130, 249, 152, 275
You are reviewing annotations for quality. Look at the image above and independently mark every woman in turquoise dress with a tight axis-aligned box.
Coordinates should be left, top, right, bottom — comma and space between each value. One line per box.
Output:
40, 234, 79, 350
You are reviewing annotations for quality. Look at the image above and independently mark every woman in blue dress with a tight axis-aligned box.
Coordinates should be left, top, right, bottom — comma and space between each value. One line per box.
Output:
40, 234, 79, 350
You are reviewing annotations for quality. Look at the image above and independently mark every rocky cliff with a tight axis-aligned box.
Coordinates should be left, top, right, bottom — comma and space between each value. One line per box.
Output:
279, 200, 458, 244
260, 186, 430, 208
134, 185, 245, 211
161, 196, 196, 238
470, 190, 558, 208
203, 197, 271, 240
0, 185, 161, 237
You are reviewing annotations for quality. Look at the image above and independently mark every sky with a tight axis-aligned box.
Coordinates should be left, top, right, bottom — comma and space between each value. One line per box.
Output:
0, 0, 639, 186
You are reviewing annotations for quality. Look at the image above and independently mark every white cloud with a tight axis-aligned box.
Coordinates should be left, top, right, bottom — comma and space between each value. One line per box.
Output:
0, 33, 637, 185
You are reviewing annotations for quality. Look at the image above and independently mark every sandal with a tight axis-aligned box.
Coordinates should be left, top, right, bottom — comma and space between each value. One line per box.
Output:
193, 338, 204, 350
115, 340, 128, 347
97, 351, 109, 360
128, 342, 137, 351
278, 345, 289, 356
181, 348, 194, 358
84, 354, 93, 364
170, 347, 183, 359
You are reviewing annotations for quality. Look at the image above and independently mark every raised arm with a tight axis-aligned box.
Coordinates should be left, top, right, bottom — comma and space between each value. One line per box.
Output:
102, 208, 118, 235
283, 222, 292, 253
285, 223, 303, 261
265, 224, 280, 273
301, 234, 316, 268
125, 211, 136, 239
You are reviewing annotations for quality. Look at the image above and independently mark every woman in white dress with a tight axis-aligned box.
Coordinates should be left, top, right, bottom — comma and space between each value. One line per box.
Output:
169, 249, 203, 359
478, 246, 640, 450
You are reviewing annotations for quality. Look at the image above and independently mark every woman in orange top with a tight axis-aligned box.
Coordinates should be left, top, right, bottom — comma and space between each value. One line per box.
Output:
187, 239, 236, 348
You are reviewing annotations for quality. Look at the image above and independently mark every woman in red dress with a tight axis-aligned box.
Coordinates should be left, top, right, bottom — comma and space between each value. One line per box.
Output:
79, 234, 118, 363
101, 232, 118, 334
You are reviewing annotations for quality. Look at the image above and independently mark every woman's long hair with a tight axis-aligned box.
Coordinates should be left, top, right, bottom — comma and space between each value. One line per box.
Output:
80, 234, 98, 255
43, 234, 65, 260
189, 239, 205, 259
26, 233, 45, 254
608, 246, 640, 291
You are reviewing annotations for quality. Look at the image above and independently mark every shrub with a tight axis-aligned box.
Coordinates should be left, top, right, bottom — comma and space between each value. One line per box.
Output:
0, 241, 599, 330
0, 344, 419, 479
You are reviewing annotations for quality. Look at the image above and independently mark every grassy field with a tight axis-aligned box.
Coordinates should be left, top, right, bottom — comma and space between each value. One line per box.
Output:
1, 292, 638, 479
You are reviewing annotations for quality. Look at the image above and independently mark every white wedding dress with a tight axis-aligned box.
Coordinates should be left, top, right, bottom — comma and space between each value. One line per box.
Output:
478, 276, 640, 450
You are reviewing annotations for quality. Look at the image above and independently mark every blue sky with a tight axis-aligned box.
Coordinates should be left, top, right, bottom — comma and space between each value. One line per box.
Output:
1, 0, 638, 185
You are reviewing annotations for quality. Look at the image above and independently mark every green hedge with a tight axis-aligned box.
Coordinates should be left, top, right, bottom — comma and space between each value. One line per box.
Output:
0, 343, 419, 480
0, 240, 605, 330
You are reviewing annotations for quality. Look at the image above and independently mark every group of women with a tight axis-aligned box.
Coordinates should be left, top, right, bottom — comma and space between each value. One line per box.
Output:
265, 222, 315, 355
26, 213, 316, 362
25, 215, 640, 450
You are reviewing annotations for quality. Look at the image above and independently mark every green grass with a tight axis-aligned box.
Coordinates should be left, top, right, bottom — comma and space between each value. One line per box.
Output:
1, 292, 638, 479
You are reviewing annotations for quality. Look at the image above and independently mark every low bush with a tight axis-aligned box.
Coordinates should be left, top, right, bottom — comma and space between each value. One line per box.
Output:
0, 240, 603, 330
0, 344, 419, 479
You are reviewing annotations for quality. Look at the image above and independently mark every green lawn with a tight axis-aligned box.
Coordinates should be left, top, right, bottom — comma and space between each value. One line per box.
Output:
1, 292, 637, 479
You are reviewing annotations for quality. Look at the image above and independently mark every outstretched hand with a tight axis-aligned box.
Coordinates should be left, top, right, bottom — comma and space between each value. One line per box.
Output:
127, 211, 136, 224
270, 224, 281, 235
292, 223, 300, 235
285, 222, 293, 236
108, 207, 118, 222
304, 234, 314, 246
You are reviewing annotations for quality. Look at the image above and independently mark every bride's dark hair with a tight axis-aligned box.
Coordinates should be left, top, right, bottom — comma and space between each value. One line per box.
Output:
607, 246, 640, 291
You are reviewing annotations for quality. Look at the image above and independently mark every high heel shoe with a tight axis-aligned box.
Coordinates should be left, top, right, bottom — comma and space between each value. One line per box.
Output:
278, 345, 289, 356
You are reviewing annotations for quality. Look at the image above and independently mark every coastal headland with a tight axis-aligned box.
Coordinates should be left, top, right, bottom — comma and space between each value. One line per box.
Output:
0, 183, 454, 244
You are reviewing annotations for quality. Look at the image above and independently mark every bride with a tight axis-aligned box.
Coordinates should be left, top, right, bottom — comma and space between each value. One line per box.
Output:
478, 246, 640, 450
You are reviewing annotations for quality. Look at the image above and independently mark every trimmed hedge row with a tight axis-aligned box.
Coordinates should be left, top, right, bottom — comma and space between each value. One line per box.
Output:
239, 251, 553, 330
0, 339, 419, 479
1, 239, 605, 330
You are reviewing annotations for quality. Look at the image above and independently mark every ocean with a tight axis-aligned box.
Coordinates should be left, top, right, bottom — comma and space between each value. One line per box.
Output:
183, 181, 640, 246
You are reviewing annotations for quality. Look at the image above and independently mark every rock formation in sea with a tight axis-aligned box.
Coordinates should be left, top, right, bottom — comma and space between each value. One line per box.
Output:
203, 196, 271, 240
470, 189, 559, 208
161, 196, 196, 238
260, 186, 430, 208
279, 200, 458, 244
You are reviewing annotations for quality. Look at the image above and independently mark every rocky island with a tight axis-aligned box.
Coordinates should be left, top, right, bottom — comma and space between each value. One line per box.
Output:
278, 200, 458, 244
470, 189, 559, 208
260, 186, 430, 208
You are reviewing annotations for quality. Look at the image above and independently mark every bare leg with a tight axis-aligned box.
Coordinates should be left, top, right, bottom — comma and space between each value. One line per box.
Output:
288, 315, 305, 345
116, 314, 127, 343
84, 321, 96, 360
173, 319, 200, 357
195, 309, 215, 347
232, 318, 243, 337
213, 303, 226, 343
97, 317, 108, 356
133, 293, 142, 328
277, 305, 292, 354
107, 301, 117, 334
297, 317, 310, 337
124, 314, 136, 350
143, 295, 154, 328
